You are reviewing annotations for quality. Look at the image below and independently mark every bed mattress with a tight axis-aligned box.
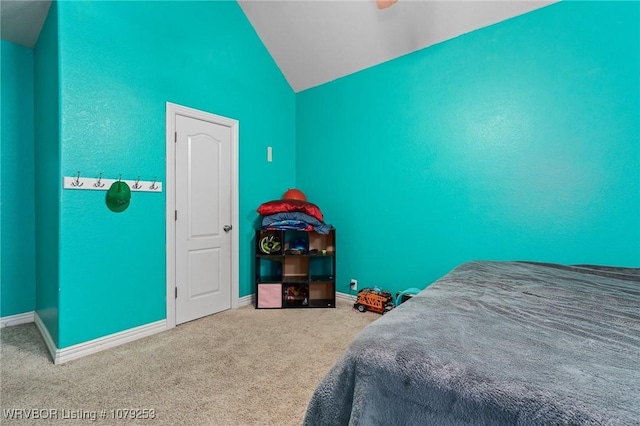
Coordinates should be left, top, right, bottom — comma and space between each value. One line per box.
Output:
303, 261, 640, 425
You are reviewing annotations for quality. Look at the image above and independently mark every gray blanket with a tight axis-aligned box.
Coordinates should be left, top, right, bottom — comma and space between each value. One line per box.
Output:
303, 261, 640, 425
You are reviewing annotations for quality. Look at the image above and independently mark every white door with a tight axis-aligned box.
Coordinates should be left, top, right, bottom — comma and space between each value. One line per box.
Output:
175, 114, 232, 324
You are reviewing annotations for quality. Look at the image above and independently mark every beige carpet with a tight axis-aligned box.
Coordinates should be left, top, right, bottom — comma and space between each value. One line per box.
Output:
0, 299, 378, 425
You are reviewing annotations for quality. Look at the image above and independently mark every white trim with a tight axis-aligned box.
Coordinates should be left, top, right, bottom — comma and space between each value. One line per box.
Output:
166, 104, 177, 329
165, 102, 240, 329
1, 311, 35, 328
34, 312, 57, 362
36, 313, 166, 365
55, 320, 166, 365
336, 291, 357, 303
238, 294, 254, 307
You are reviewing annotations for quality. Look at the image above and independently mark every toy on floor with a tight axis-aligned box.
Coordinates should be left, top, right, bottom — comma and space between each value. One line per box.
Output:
353, 287, 394, 315
395, 288, 422, 306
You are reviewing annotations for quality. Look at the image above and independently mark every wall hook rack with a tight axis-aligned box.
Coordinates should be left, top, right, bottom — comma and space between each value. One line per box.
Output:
71, 171, 84, 187
93, 172, 105, 188
132, 176, 142, 190
63, 173, 162, 193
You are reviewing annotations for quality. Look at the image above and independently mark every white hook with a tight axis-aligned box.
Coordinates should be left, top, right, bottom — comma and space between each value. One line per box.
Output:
71, 171, 83, 187
93, 172, 105, 188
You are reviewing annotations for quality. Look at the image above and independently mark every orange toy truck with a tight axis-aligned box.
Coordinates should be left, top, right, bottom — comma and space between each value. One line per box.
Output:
354, 288, 395, 315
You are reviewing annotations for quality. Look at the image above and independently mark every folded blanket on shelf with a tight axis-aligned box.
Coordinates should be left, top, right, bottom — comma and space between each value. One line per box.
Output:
262, 212, 332, 234
264, 220, 313, 232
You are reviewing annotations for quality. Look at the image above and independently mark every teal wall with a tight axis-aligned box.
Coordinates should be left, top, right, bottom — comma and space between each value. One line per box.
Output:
33, 1, 60, 344
1, 41, 36, 317
56, 1, 295, 347
296, 1, 640, 295
5, 0, 639, 350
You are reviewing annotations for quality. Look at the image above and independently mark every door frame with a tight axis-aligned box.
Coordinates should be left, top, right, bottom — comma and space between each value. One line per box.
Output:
165, 102, 240, 329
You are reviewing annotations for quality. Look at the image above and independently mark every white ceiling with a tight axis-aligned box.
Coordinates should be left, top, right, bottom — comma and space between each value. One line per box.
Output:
239, 0, 557, 92
1, 0, 556, 92
0, 0, 51, 48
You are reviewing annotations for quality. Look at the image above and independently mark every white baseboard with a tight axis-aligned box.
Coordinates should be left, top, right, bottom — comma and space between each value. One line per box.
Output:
238, 293, 254, 307
34, 312, 57, 362
35, 313, 167, 365
336, 291, 356, 303
56, 320, 167, 365
1, 311, 35, 328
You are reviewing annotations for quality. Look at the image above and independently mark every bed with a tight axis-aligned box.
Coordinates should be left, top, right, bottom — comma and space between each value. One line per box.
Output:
303, 261, 640, 425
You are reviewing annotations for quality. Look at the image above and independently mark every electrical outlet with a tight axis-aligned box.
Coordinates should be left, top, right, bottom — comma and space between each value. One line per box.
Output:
350, 279, 358, 291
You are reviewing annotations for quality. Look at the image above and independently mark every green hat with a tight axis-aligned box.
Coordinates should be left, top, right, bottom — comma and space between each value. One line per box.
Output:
106, 181, 131, 213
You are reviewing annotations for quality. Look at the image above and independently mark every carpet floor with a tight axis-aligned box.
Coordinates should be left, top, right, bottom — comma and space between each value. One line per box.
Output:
1, 299, 378, 425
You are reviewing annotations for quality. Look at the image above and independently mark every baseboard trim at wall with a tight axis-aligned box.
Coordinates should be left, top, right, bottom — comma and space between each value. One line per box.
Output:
0, 311, 35, 328
35, 315, 167, 365
34, 312, 57, 362
238, 294, 254, 307
56, 320, 167, 365
336, 291, 356, 303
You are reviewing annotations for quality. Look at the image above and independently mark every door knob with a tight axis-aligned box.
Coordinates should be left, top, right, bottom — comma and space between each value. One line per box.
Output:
223, 225, 233, 232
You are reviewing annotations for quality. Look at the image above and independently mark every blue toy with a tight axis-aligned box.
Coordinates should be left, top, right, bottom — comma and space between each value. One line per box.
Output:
395, 288, 422, 306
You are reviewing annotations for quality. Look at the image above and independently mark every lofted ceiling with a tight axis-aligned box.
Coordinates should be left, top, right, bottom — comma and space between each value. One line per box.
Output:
1, 0, 556, 92
239, 0, 557, 92
0, 0, 51, 48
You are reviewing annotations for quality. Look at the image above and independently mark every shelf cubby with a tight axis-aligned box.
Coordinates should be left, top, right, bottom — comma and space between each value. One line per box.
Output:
255, 229, 335, 309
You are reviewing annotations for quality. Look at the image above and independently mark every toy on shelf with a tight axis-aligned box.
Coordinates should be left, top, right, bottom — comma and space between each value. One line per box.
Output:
353, 287, 394, 315
284, 284, 309, 305
259, 234, 282, 254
